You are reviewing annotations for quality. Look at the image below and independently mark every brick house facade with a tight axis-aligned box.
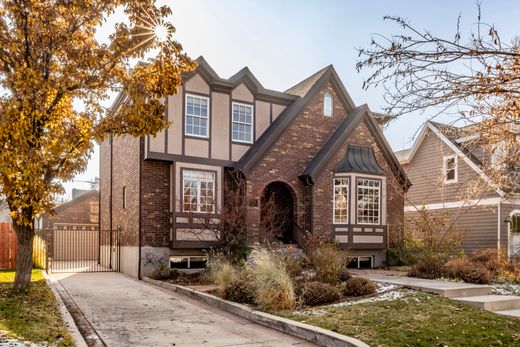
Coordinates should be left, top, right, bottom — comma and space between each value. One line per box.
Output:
100, 57, 410, 277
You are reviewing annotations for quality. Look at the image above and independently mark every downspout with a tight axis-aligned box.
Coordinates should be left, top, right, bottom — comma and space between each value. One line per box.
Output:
109, 134, 113, 269
138, 138, 143, 280
497, 201, 501, 252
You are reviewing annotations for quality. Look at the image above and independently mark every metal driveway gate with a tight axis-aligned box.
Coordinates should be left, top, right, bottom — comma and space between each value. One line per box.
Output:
39, 228, 120, 273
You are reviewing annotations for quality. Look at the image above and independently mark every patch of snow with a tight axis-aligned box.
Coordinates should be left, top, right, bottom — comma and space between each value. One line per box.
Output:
0, 332, 52, 347
295, 288, 417, 316
376, 282, 398, 293
492, 282, 520, 296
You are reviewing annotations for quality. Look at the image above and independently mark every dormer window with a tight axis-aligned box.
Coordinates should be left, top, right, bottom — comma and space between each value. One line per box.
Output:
323, 92, 333, 117
443, 155, 458, 183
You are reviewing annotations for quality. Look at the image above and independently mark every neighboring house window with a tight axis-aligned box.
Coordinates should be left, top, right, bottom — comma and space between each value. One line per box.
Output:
443, 155, 458, 183
511, 213, 520, 234
333, 178, 349, 224
122, 186, 127, 209
185, 94, 209, 137
357, 179, 380, 225
182, 170, 215, 213
491, 142, 506, 167
232, 102, 253, 143
323, 92, 333, 117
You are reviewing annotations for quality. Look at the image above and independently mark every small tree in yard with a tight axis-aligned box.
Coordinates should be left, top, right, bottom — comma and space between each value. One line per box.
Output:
187, 176, 288, 262
0, 0, 196, 291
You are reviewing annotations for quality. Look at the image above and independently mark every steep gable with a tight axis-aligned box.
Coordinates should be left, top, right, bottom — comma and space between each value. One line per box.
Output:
236, 65, 356, 175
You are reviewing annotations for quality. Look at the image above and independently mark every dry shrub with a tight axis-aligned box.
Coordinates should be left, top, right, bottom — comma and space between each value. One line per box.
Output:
150, 268, 179, 281
311, 243, 347, 285
469, 248, 501, 273
443, 257, 492, 284
443, 257, 470, 279
342, 277, 377, 297
339, 268, 352, 282
209, 258, 237, 287
408, 257, 445, 279
247, 249, 295, 311
221, 278, 255, 304
459, 264, 492, 284
283, 255, 305, 279
298, 282, 341, 306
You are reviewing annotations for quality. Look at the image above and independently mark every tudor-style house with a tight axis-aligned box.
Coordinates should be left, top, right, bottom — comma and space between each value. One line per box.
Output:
99, 57, 410, 277
395, 121, 520, 257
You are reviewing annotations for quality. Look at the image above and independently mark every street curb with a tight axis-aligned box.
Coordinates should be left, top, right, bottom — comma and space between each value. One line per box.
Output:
143, 277, 370, 347
43, 273, 88, 347
44, 273, 106, 347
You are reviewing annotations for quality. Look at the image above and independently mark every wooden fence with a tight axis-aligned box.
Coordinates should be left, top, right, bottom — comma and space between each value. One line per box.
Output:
0, 222, 17, 269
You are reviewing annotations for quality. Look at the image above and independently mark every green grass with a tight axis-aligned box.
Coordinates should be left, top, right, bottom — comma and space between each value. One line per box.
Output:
0, 270, 74, 346
284, 290, 520, 347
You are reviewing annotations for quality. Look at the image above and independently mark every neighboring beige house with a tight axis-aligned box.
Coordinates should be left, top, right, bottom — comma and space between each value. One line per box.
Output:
395, 121, 520, 257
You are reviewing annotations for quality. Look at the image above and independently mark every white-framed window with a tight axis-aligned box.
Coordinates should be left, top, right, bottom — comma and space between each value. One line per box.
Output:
356, 178, 381, 225
185, 94, 209, 137
182, 170, 215, 213
323, 92, 333, 117
443, 155, 458, 183
232, 102, 254, 143
333, 178, 349, 224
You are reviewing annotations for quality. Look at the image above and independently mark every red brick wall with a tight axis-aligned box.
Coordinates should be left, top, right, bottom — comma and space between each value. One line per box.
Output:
99, 135, 140, 247
246, 83, 350, 240
140, 158, 170, 247
99, 136, 170, 248
312, 120, 405, 243
245, 82, 405, 244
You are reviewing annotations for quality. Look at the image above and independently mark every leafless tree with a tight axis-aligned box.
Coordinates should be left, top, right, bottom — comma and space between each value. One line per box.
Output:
357, 4, 520, 193
183, 176, 288, 261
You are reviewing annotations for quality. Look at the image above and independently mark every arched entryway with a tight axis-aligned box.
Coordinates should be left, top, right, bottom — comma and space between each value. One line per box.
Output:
261, 182, 296, 244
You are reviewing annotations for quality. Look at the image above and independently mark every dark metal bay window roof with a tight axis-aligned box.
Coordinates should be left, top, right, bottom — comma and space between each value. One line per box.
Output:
333, 145, 384, 175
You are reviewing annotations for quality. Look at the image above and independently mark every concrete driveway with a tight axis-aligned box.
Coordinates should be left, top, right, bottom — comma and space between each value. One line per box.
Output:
51, 272, 315, 347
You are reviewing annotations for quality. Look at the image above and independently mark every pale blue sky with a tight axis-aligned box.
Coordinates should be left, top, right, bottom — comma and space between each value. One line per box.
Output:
64, 0, 520, 198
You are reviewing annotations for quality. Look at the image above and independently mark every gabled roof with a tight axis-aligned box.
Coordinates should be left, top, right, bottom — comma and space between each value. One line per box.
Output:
397, 121, 505, 197
53, 190, 98, 214
183, 56, 297, 105
235, 64, 356, 176
299, 105, 411, 189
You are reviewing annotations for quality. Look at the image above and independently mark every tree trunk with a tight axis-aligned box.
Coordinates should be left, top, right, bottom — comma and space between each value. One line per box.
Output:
13, 225, 35, 293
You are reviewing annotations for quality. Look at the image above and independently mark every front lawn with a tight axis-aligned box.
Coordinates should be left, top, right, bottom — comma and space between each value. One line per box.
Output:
0, 270, 74, 346
284, 290, 520, 347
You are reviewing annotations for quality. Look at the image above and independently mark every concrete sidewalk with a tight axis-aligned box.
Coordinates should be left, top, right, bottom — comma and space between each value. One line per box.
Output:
50, 272, 315, 347
364, 274, 520, 318
363, 274, 491, 298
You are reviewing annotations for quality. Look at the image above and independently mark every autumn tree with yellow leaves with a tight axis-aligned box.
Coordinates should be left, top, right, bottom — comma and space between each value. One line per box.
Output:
0, 0, 195, 291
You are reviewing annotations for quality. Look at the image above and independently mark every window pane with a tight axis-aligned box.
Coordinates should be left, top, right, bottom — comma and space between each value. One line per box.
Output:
324, 93, 333, 117
232, 103, 253, 142
183, 170, 216, 213
357, 179, 380, 224
334, 178, 349, 223
186, 95, 209, 137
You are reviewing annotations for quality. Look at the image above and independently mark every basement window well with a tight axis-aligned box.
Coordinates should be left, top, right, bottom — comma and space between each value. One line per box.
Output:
169, 256, 208, 269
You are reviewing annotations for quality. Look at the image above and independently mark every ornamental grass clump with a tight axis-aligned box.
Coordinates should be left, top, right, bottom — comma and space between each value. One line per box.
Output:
247, 249, 295, 311
208, 258, 237, 288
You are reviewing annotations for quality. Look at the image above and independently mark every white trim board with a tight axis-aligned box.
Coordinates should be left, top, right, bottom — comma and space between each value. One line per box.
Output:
404, 197, 501, 212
